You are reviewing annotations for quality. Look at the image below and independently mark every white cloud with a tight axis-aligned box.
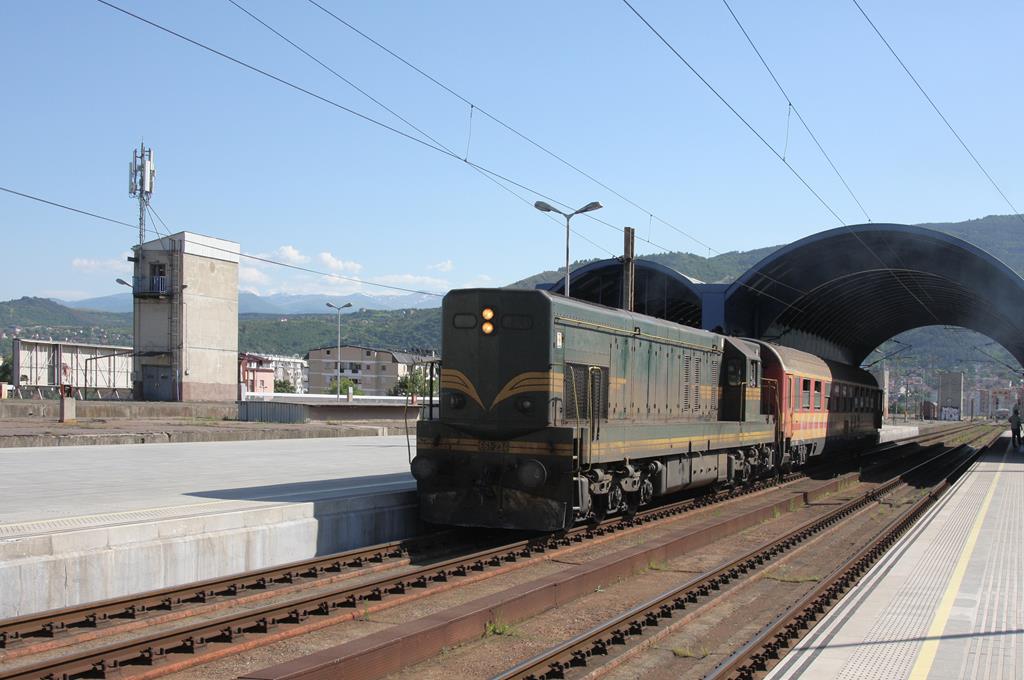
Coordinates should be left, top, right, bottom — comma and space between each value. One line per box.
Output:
275, 245, 309, 265
71, 252, 132, 275
371, 273, 449, 293
318, 252, 363, 273
428, 259, 454, 273
239, 265, 270, 288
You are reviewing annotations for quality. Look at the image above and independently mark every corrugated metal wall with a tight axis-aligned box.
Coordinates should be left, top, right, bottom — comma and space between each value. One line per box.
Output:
238, 401, 309, 424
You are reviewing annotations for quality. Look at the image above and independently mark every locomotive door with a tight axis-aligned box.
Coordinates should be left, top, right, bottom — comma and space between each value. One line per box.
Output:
720, 340, 750, 421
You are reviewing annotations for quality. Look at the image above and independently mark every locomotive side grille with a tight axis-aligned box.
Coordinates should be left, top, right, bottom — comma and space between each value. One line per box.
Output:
682, 353, 692, 411
563, 363, 609, 421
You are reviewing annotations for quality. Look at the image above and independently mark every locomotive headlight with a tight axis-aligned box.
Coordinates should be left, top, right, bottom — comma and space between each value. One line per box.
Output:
410, 456, 437, 481
516, 397, 534, 413
516, 459, 547, 489
448, 393, 466, 409
481, 307, 495, 321
481, 321, 495, 335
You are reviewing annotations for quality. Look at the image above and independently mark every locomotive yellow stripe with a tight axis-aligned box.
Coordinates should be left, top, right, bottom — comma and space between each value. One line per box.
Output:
419, 429, 776, 457
491, 371, 562, 409
439, 369, 485, 410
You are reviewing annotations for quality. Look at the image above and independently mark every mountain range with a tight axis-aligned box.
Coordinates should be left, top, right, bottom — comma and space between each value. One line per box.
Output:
3, 214, 1022, 385
60, 291, 441, 315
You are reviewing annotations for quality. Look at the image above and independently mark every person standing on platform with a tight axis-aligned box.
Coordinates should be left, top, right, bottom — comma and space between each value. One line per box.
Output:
1010, 407, 1022, 449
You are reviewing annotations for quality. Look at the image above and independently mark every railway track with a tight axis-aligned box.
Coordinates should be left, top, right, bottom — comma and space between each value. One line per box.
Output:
489, 425, 1001, 680
0, 423, 987, 680
702, 426, 1003, 680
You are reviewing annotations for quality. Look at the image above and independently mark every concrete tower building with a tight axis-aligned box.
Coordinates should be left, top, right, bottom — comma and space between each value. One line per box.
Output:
129, 232, 239, 401
937, 371, 965, 421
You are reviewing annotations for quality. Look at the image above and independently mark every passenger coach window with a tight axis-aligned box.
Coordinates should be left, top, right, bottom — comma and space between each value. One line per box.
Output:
813, 381, 822, 410
452, 313, 477, 329
801, 379, 811, 410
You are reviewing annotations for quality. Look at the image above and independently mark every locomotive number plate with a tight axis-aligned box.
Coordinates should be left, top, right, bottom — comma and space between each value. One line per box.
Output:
478, 440, 510, 453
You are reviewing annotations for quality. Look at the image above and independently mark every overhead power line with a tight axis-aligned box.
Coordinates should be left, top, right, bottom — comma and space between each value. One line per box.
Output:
224, 0, 615, 259
622, 0, 941, 324
621, 0, 847, 227
95, 0, 671, 258
303, 0, 717, 255
850, 0, 1024, 226
0, 185, 443, 297
721, 0, 872, 223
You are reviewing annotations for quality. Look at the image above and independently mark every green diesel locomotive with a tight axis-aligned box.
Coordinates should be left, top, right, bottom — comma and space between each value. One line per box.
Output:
411, 288, 881, 531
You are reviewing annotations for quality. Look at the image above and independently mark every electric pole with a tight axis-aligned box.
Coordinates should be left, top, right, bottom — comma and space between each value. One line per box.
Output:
129, 143, 156, 245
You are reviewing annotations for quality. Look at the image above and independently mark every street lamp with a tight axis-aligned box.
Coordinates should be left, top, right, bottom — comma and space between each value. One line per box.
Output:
533, 200, 602, 298
115, 278, 131, 288
326, 302, 353, 399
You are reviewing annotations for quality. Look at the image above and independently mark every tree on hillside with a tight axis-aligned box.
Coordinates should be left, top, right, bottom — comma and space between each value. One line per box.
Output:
327, 377, 364, 396
0, 354, 11, 383
273, 379, 295, 393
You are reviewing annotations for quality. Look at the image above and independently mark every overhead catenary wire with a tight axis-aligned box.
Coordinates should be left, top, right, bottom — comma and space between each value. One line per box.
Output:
621, 0, 847, 227
720, 0, 944, 317
0, 185, 443, 297
620, 1, 939, 324
851, 0, 1024, 227
99, 0, 818, 311
223, 0, 615, 259
302, 0, 718, 255
96, 0, 652, 259
721, 0, 872, 223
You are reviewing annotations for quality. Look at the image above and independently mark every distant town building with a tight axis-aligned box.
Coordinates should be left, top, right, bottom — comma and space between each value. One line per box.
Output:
989, 386, 1023, 416
239, 353, 275, 395
130, 231, 239, 401
937, 371, 964, 421
11, 338, 132, 398
239, 353, 308, 395
306, 345, 434, 396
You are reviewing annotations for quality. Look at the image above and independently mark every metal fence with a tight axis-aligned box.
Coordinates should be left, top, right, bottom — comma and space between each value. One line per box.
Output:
238, 400, 309, 424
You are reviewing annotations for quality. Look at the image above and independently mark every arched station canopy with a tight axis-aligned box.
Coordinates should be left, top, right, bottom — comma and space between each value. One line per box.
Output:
724, 224, 1024, 367
549, 259, 704, 328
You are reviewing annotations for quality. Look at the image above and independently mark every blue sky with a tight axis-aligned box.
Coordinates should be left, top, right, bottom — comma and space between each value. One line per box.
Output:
2, 0, 1021, 301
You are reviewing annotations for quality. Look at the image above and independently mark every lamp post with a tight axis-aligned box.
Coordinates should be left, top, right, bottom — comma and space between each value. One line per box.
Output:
533, 200, 602, 298
326, 302, 353, 399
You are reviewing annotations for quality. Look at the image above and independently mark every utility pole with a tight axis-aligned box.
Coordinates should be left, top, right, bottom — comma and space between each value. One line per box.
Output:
622, 227, 636, 312
129, 143, 156, 245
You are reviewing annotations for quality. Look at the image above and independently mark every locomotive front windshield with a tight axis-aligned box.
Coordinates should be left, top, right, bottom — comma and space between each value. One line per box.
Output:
439, 289, 554, 436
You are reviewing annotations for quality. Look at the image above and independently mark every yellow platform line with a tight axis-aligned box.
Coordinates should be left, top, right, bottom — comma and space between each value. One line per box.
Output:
907, 453, 1006, 680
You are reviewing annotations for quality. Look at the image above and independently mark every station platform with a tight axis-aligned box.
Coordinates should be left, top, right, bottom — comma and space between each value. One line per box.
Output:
0, 436, 418, 619
767, 435, 1022, 680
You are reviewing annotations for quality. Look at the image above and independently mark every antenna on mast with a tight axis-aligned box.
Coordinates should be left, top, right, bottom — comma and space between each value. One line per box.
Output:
129, 142, 156, 244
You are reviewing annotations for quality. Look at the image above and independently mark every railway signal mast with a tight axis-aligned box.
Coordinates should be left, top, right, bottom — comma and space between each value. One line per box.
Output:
128, 143, 156, 245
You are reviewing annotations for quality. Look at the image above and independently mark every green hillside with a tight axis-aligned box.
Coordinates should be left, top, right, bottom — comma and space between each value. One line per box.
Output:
3, 214, 1022, 394
238, 308, 441, 356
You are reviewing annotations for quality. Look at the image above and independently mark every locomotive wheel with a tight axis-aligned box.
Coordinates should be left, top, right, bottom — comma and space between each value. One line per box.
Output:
590, 493, 610, 524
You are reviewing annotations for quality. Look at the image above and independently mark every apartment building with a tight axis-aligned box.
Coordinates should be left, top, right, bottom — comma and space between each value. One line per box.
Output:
307, 345, 431, 396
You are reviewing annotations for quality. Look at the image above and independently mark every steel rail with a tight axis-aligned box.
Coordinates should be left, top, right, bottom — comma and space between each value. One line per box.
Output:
704, 428, 1002, 680
0, 424, 981, 677
0, 532, 456, 654
490, 433, 991, 680
0, 424, 975, 660
0, 470, 829, 679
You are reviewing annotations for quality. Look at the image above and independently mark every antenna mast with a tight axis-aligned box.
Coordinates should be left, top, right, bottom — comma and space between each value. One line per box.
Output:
128, 142, 156, 244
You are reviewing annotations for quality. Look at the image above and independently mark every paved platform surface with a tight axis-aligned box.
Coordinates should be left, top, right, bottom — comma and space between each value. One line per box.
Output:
0, 435, 414, 526
767, 435, 1022, 680
0, 436, 419, 618
0, 417, 410, 448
